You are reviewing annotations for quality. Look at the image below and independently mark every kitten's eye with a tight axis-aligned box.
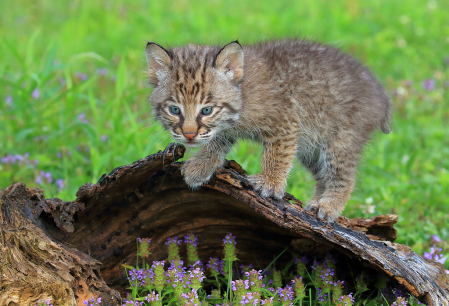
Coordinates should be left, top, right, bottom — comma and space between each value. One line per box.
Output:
169, 106, 181, 115
201, 107, 213, 115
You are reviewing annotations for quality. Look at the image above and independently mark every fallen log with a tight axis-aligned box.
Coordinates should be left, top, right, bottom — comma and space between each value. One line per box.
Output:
0, 144, 448, 305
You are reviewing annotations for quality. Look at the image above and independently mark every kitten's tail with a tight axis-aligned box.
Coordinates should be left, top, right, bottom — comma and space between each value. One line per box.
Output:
380, 102, 392, 134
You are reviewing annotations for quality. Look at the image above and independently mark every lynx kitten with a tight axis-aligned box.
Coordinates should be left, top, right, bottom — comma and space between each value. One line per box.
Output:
145, 39, 391, 222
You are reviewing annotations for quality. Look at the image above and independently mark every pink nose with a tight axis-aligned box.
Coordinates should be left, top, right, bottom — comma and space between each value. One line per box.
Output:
183, 132, 197, 140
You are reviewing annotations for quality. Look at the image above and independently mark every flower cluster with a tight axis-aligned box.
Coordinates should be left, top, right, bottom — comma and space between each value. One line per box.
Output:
137, 238, 152, 258
122, 233, 419, 306
421, 79, 435, 91
223, 233, 238, 261
240, 263, 254, 276
121, 299, 144, 306
35, 170, 53, 184
179, 289, 200, 306
391, 296, 408, 306
165, 237, 182, 262
207, 257, 224, 276
188, 267, 205, 290
424, 235, 448, 274
294, 256, 309, 277
84, 297, 102, 306
127, 268, 153, 288
292, 277, 306, 300
145, 291, 162, 306
2, 153, 31, 165
34, 300, 53, 306
184, 234, 200, 266
336, 293, 354, 306
240, 292, 259, 306
424, 246, 447, 264
152, 261, 166, 293
246, 269, 264, 299
277, 285, 294, 305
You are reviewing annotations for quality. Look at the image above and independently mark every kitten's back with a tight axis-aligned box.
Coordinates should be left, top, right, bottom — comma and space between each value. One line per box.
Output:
244, 40, 391, 135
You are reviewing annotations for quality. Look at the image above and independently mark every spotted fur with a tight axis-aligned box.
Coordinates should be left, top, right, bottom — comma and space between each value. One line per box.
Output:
145, 39, 392, 222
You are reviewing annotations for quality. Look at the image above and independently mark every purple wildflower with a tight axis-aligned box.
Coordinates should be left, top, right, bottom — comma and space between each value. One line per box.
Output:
188, 267, 205, 290
432, 235, 441, 243
35, 171, 53, 185
1, 153, 31, 165
56, 179, 65, 192
179, 289, 200, 305
260, 297, 274, 306
5, 96, 12, 105
241, 292, 259, 306
223, 233, 238, 261
316, 287, 329, 303
83, 296, 102, 306
45, 171, 53, 183
338, 293, 355, 306
240, 263, 254, 276
101, 134, 108, 142
145, 291, 160, 303
152, 260, 166, 293
57, 152, 62, 158
292, 277, 306, 300
1, 154, 15, 165
424, 246, 447, 264
391, 296, 408, 306
75, 71, 88, 81
165, 237, 182, 246
421, 79, 435, 90
207, 257, 224, 275
77, 113, 88, 124
32, 88, 40, 99
278, 285, 294, 304
34, 135, 47, 142
96, 68, 109, 76
294, 256, 309, 276
184, 234, 198, 247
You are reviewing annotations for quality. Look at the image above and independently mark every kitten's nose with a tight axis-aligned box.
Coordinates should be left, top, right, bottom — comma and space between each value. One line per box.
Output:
183, 132, 197, 140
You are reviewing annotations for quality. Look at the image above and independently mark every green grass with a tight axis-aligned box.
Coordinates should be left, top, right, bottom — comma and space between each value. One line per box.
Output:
1, 0, 448, 268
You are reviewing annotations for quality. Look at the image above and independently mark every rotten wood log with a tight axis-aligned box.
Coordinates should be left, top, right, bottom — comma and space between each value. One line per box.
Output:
1, 144, 448, 305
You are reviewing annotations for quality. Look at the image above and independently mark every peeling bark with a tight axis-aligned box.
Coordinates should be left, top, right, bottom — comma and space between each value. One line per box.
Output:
1, 144, 448, 305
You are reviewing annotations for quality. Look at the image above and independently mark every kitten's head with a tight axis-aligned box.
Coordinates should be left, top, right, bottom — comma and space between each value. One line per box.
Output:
145, 41, 244, 147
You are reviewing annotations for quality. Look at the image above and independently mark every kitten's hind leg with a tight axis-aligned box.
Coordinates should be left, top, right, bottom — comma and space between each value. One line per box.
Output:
304, 139, 360, 222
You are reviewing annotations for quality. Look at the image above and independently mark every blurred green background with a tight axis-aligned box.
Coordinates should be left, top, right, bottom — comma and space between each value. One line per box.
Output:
1, 0, 448, 262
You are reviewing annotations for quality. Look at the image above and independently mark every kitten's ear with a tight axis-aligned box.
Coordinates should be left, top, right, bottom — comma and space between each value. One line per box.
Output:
213, 41, 244, 83
145, 42, 172, 86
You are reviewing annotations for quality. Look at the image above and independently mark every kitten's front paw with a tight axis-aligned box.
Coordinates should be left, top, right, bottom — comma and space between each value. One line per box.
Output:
304, 198, 341, 222
181, 158, 215, 190
248, 173, 285, 200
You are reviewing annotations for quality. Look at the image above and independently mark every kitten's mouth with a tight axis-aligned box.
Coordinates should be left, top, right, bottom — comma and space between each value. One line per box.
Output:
186, 140, 199, 147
